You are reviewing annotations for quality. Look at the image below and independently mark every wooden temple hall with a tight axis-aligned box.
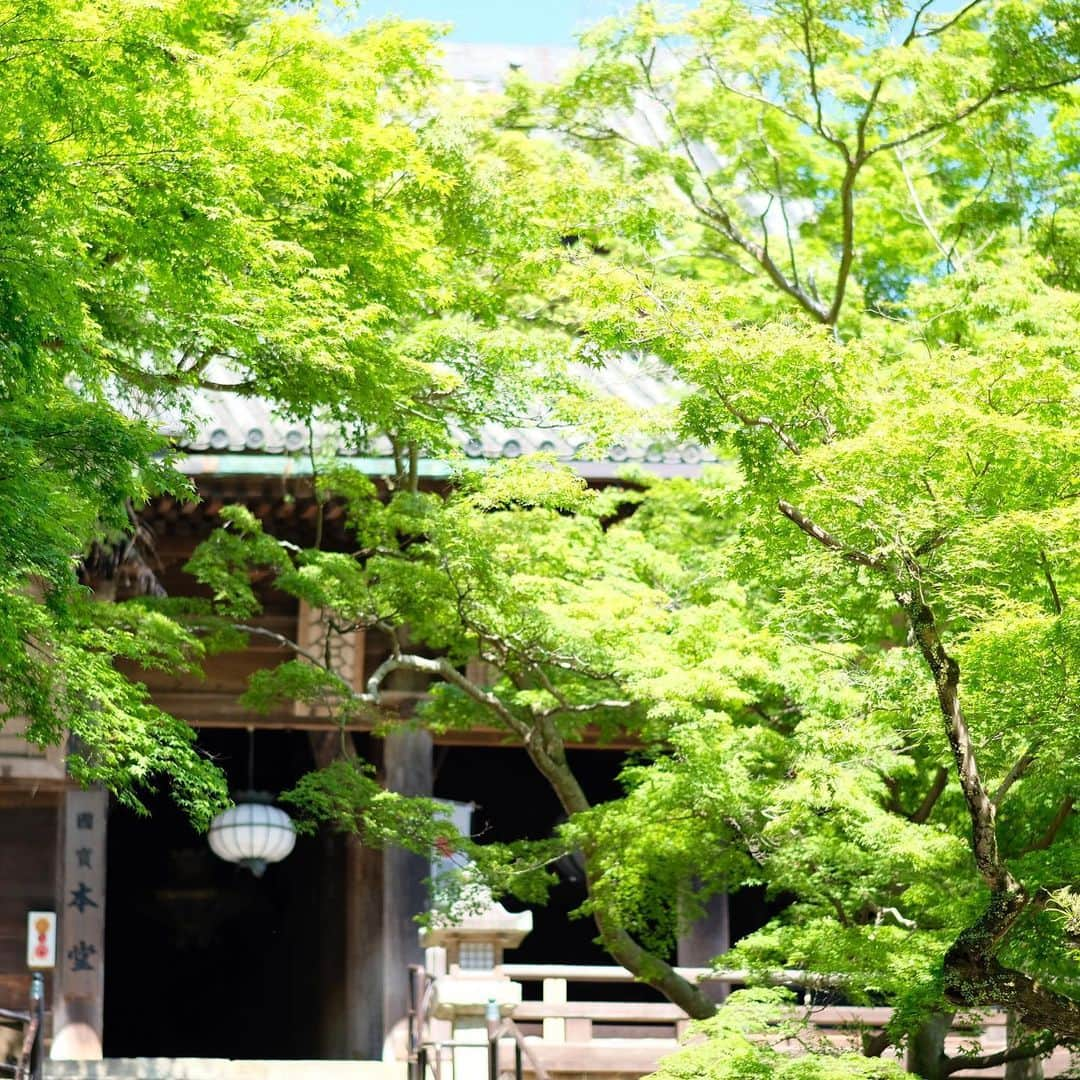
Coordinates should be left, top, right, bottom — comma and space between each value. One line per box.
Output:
0, 381, 744, 1070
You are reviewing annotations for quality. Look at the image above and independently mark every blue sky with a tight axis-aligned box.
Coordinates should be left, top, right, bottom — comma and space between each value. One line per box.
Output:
343, 0, 624, 44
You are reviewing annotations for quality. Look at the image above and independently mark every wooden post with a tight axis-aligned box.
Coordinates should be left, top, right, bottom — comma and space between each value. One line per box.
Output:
677, 892, 731, 1004
381, 727, 433, 1045
300, 608, 381, 1059
541, 978, 567, 1043
345, 835, 385, 1059
306, 731, 348, 1058
51, 788, 107, 1060
1005, 1012, 1045, 1080
906, 1012, 952, 1080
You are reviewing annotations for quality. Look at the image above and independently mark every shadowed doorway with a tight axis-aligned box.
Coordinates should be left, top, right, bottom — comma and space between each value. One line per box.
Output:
103, 730, 346, 1059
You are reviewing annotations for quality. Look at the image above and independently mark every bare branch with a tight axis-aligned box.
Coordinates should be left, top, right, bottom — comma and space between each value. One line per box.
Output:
875, 905, 917, 930
826, 162, 859, 326
898, 599, 1080, 1035
797, 0, 850, 157
538, 699, 634, 719
901, 0, 938, 44
758, 113, 803, 289
365, 652, 541, 753
636, 50, 831, 322
230, 623, 325, 669
905, 599, 1007, 889
111, 356, 259, 396
727, 405, 803, 455
700, 52, 814, 129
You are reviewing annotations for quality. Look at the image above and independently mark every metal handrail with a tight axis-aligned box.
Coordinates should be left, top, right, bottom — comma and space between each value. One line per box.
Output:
487, 1017, 546, 1080
0, 974, 44, 1080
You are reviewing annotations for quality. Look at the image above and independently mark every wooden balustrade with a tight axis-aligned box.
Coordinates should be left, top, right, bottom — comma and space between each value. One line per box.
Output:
409, 961, 1071, 1078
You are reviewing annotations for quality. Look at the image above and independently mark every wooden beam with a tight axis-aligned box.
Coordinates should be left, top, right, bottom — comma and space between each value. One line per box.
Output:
514, 1001, 685, 1022
162, 697, 637, 747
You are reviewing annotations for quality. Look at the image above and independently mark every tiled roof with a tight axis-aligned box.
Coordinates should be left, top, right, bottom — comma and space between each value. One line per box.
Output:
177, 354, 712, 475
175, 45, 715, 479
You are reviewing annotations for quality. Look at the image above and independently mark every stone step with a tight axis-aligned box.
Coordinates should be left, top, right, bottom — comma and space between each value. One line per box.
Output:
45, 1061, 404, 1080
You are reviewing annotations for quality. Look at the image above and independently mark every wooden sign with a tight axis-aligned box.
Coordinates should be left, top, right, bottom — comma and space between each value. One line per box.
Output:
26, 911, 56, 969
59, 789, 106, 997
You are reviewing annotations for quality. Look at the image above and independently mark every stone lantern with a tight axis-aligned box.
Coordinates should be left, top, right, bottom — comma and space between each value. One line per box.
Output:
420, 897, 532, 1079
422, 899, 533, 975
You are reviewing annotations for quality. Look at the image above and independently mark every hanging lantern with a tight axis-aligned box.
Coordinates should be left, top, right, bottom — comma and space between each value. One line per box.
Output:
208, 790, 296, 877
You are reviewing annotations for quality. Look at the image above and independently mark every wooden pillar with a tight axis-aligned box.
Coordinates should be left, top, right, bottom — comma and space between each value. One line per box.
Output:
906, 1011, 952, 1079
677, 892, 731, 1004
345, 836, 384, 1059
51, 788, 108, 1059
1005, 1012, 1045, 1080
381, 727, 433, 1045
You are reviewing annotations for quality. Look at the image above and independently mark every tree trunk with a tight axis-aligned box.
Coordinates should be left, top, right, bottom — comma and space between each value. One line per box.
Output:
906, 1012, 951, 1080
522, 719, 718, 1019
907, 599, 1080, 1038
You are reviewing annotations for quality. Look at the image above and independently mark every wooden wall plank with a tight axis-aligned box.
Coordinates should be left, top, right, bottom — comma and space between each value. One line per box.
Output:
0, 803, 59, 1013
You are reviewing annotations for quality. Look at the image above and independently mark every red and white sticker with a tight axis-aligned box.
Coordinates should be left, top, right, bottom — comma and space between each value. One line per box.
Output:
26, 911, 56, 969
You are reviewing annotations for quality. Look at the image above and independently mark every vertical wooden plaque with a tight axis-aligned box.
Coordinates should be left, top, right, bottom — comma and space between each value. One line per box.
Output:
52, 788, 107, 1060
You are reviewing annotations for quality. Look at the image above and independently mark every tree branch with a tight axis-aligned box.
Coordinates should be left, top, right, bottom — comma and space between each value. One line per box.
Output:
111, 356, 258, 396
896, 149, 960, 271
941, 1030, 1058, 1074
991, 744, 1040, 808
1018, 796, 1075, 855
1040, 549, 1063, 615
634, 51, 831, 323
905, 599, 1006, 887
869, 74, 1080, 159
365, 653, 530, 737
915, 0, 987, 41
726, 406, 804, 455
777, 500, 883, 569
538, 699, 634, 719
825, 161, 859, 326
910, 765, 949, 824
798, 0, 850, 157
903, 599, 1080, 1036
901, 0, 938, 44
230, 623, 327, 670
767, 482, 1080, 1034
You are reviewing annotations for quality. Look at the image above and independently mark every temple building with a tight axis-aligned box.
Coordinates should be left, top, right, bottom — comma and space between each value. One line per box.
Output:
0, 361, 734, 1066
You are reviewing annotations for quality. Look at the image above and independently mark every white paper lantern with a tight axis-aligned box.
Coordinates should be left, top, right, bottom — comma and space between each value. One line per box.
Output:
208, 796, 296, 877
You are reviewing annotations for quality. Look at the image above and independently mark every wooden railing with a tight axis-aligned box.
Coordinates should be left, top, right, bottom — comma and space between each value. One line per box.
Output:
407, 960, 1072, 1078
